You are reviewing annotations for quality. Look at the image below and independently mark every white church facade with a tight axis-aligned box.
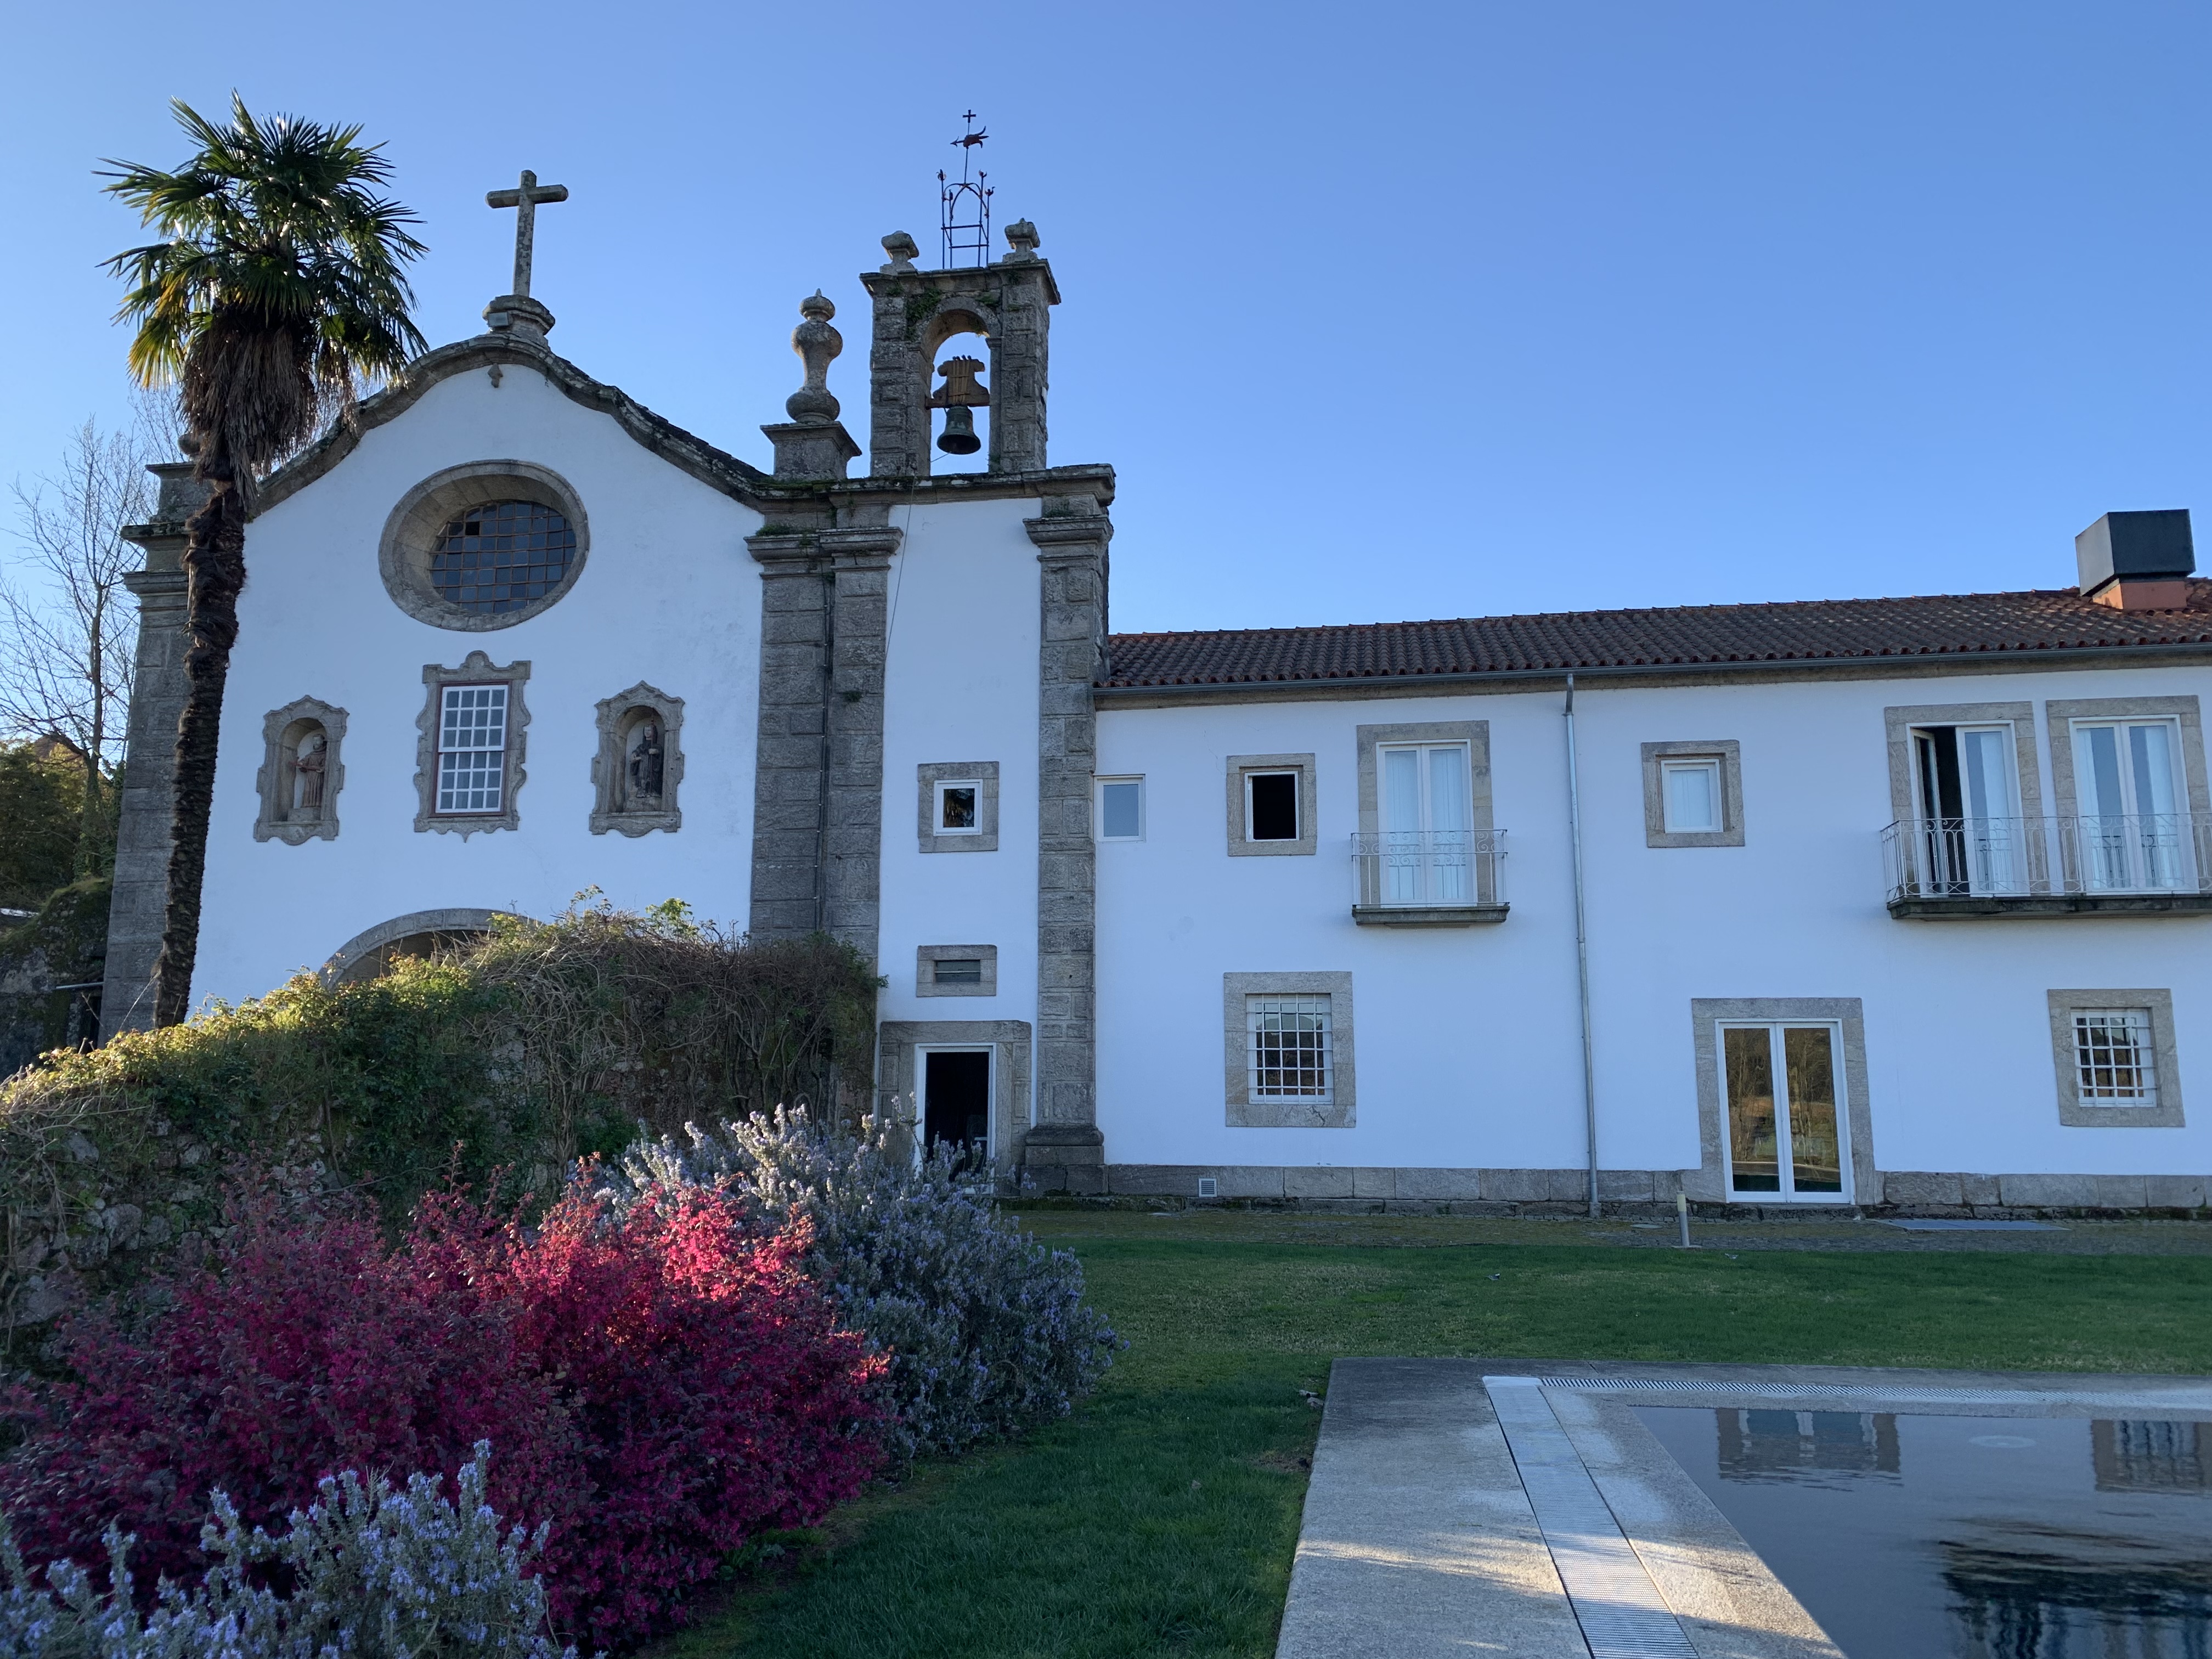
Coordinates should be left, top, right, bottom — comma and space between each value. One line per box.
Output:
101, 202, 2212, 1215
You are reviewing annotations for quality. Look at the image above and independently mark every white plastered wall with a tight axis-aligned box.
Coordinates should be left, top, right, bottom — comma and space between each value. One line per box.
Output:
873, 496, 1044, 1133
193, 362, 764, 1000
1095, 665, 2212, 1181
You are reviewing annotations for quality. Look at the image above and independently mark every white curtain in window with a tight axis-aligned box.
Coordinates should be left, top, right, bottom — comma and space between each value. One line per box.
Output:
2076, 721, 2185, 890
1380, 744, 1470, 903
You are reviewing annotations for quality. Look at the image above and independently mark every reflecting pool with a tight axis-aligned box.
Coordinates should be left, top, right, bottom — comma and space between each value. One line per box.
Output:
1635, 1408, 2211, 1658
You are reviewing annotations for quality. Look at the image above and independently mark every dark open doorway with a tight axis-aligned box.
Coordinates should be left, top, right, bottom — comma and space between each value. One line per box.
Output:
923, 1048, 991, 1156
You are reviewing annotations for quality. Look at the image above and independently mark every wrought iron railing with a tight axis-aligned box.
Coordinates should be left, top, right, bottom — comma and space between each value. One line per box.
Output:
1351, 830, 1507, 910
1881, 814, 2212, 902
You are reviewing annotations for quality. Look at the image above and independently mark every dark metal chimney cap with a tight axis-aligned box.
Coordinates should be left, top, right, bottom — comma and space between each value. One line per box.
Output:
2076, 509, 2195, 596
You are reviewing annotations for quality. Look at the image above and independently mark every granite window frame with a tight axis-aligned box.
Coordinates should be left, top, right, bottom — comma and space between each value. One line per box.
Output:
1687, 997, 1878, 1204
1355, 721, 1492, 842
916, 943, 998, 998
378, 460, 589, 632
1641, 740, 1743, 848
1882, 701, 2043, 826
2044, 696, 2212, 823
1226, 754, 1317, 856
414, 652, 531, 837
253, 696, 347, 845
1222, 970, 1355, 1128
589, 681, 685, 836
916, 760, 999, 853
2047, 988, 2185, 1128
877, 1019, 1031, 1159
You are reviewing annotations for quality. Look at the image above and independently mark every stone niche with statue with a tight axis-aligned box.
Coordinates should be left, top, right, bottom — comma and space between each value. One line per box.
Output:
590, 682, 684, 836
252, 697, 347, 844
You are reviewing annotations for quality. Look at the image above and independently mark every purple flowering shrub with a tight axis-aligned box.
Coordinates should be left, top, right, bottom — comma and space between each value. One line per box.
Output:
0, 1447, 577, 1659
603, 1109, 1120, 1461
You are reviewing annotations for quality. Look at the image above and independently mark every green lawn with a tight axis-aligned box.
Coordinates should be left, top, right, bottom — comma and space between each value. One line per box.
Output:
646, 1222, 2212, 1659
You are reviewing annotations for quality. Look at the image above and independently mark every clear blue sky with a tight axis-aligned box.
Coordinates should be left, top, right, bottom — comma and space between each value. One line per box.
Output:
3, 0, 2207, 633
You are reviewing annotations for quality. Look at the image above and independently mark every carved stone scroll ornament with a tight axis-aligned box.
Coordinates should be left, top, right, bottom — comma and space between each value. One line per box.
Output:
590, 682, 685, 836
253, 697, 348, 844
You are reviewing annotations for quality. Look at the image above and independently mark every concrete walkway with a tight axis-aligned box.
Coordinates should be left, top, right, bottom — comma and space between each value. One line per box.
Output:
1273, 1358, 2212, 1658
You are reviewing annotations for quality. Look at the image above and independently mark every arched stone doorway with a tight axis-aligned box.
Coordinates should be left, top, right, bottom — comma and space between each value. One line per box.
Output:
322, 907, 515, 985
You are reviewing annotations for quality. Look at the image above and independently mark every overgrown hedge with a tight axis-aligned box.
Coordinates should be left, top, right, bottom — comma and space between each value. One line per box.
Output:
0, 901, 881, 1345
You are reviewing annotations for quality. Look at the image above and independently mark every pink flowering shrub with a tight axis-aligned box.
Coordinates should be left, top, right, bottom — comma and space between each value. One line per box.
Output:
0, 1183, 884, 1650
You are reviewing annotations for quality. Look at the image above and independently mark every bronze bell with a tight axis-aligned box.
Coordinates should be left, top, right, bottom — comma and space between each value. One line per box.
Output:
930, 354, 989, 455
937, 406, 980, 454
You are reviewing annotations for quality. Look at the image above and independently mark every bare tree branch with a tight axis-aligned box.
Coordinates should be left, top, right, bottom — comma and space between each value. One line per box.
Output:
1, 400, 177, 862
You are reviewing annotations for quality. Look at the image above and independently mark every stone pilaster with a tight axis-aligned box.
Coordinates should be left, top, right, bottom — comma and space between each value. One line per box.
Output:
744, 526, 900, 969
1024, 504, 1111, 1188
100, 461, 205, 1037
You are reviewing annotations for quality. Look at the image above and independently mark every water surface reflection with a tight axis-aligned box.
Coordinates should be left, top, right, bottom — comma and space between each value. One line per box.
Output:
1635, 1408, 2211, 1658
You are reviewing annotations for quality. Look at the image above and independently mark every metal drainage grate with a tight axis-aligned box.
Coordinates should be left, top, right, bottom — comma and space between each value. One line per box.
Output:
1530, 1375, 2212, 1413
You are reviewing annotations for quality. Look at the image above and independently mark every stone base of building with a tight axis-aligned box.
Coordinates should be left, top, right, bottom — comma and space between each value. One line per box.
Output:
1007, 1163, 2209, 1217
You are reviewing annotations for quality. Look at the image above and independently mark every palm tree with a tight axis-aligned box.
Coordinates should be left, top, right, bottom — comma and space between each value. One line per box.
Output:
103, 96, 427, 1026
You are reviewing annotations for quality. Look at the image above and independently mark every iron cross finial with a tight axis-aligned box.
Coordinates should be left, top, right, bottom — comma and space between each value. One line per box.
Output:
485, 168, 569, 300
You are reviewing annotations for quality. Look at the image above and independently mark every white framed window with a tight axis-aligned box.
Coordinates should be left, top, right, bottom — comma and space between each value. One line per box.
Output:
1096, 775, 1144, 841
2070, 718, 2190, 891
1378, 741, 1472, 904
1717, 1020, 1850, 1201
933, 778, 983, 834
436, 684, 509, 814
1248, 994, 1332, 1103
1661, 758, 1722, 834
2072, 1008, 2158, 1106
1244, 771, 1301, 842
1909, 721, 2025, 895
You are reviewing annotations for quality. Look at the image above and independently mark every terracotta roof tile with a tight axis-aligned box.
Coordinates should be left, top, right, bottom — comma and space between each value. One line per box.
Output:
1101, 582, 2212, 689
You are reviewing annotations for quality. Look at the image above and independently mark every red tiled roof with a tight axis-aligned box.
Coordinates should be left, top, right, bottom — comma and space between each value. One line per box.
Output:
1100, 583, 2212, 689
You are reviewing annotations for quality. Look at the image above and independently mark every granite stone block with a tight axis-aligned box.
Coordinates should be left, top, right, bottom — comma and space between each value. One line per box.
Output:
1878, 1171, 1964, 1206
1996, 1173, 2098, 1207
2146, 1175, 2207, 1209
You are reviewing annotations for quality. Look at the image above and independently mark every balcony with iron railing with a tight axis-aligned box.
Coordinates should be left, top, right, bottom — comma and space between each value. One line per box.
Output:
1881, 814, 2212, 917
1351, 830, 1509, 925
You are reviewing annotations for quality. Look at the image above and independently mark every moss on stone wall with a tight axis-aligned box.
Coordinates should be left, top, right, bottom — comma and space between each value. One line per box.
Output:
0, 876, 111, 1079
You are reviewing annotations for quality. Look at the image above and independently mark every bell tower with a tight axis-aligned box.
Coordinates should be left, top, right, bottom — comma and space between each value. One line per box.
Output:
860, 120, 1058, 477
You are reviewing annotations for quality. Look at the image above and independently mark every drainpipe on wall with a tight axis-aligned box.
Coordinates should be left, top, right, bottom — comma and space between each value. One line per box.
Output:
1564, 674, 1600, 1219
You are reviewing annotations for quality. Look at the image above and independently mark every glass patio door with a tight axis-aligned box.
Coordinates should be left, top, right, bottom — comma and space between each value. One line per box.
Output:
1380, 743, 1471, 904
1912, 726, 2021, 894
2073, 721, 2189, 891
1719, 1023, 1848, 1200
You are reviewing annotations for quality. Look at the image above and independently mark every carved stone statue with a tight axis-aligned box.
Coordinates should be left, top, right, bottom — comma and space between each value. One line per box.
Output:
626, 720, 664, 807
291, 731, 327, 818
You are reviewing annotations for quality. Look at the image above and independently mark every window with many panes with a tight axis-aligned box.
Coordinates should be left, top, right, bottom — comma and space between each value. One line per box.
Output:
2072, 1008, 2158, 1106
1248, 994, 1332, 1102
437, 684, 509, 814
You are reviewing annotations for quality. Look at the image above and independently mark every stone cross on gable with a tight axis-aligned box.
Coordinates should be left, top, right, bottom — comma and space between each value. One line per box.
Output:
486, 169, 568, 300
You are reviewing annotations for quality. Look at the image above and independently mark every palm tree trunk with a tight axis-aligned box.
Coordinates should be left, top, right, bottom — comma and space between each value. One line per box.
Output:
152, 445, 246, 1027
